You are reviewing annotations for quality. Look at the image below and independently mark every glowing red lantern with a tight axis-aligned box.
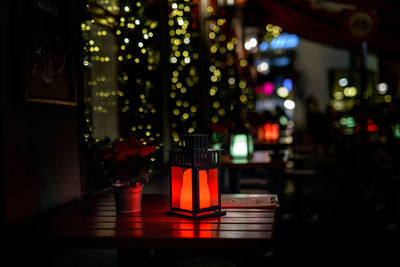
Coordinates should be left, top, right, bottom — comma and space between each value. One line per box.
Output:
367, 119, 378, 132
167, 134, 226, 219
258, 122, 280, 142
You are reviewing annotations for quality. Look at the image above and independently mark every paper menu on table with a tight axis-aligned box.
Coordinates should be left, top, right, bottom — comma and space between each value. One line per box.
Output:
221, 194, 279, 207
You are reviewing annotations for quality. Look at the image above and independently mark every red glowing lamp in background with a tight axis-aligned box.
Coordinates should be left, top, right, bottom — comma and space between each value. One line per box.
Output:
167, 134, 226, 219
367, 119, 378, 132
258, 122, 280, 143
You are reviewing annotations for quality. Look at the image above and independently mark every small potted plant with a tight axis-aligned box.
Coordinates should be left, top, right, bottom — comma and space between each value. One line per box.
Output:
104, 136, 157, 213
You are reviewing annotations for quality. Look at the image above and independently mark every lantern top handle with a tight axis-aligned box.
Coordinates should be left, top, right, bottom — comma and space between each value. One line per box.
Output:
181, 134, 209, 152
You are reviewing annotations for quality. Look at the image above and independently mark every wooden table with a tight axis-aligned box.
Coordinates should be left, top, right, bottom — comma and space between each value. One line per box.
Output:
221, 151, 287, 193
8, 192, 278, 265
221, 151, 287, 169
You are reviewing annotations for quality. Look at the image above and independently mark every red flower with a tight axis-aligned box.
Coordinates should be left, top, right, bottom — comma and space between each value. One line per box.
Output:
115, 140, 131, 153
105, 138, 157, 162
126, 136, 141, 146
103, 148, 114, 159
104, 153, 113, 159
125, 148, 140, 156
115, 152, 127, 162
139, 145, 156, 157
103, 137, 157, 186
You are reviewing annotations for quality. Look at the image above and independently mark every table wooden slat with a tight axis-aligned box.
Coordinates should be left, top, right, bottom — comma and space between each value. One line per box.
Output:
41, 215, 276, 224
54, 209, 275, 218
29, 220, 274, 231
37, 229, 273, 240
15, 193, 277, 250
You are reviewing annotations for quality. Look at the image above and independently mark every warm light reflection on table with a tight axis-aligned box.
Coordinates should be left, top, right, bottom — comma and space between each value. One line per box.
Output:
14, 194, 277, 251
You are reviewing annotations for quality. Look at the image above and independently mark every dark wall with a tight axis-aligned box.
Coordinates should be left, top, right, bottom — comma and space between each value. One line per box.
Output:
1, 0, 82, 222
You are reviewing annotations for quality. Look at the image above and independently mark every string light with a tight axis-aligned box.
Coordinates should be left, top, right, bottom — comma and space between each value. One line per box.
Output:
168, 0, 200, 144
208, 13, 255, 128
82, 0, 162, 151
82, 17, 118, 139
116, 0, 161, 144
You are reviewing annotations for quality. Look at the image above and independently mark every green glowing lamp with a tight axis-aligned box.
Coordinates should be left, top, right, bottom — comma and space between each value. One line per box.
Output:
230, 133, 254, 158
393, 124, 400, 139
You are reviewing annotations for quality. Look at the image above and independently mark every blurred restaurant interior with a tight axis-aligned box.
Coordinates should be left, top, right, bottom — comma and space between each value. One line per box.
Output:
2, 0, 400, 266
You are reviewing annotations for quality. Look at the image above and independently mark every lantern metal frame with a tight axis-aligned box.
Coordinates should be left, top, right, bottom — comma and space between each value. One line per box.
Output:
166, 134, 226, 220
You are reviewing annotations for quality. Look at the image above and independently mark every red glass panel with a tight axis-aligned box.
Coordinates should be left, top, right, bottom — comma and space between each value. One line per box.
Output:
261, 123, 279, 141
264, 123, 272, 140
171, 166, 183, 209
258, 127, 264, 141
180, 169, 193, 211
207, 168, 219, 207
272, 123, 280, 140
199, 170, 211, 209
